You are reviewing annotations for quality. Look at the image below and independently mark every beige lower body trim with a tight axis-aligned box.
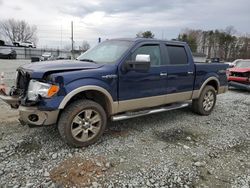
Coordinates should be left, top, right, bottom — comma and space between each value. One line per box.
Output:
192, 85, 228, 99
115, 85, 228, 114
112, 84, 228, 114
192, 90, 200, 99
218, 86, 228, 94
117, 91, 192, 113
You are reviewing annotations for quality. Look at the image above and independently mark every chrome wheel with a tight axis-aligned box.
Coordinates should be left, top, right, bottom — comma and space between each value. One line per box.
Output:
202, 90, 215, 111
71, 109, 102, 142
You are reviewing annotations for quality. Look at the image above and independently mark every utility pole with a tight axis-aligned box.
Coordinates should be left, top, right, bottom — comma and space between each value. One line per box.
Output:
71, 21, 74, 59
60, 24, 62, 50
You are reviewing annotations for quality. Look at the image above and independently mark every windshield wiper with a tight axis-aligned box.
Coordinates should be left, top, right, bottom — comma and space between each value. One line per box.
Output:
79, 59, 96, 63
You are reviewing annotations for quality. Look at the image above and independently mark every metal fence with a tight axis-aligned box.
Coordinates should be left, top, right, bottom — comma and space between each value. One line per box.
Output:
0, 46, 75, 59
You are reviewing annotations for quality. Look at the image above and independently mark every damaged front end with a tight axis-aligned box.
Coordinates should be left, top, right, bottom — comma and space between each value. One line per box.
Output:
228, 71, 250, 91
0, 69, 30, 109
0, 68, 60, 126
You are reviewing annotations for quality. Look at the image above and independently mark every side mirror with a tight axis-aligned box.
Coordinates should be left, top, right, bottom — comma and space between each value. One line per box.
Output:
125, 54, 150, 72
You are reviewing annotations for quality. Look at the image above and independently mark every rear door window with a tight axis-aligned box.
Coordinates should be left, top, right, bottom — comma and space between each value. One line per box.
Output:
166, 45, 188, 65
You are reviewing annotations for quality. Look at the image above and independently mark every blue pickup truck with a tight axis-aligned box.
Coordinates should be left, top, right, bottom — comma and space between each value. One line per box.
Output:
0, 38, 228, 147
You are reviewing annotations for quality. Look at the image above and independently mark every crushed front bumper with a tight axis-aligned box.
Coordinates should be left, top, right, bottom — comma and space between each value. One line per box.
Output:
0, 94, 59, 126
0, 95, 20, 108
19, 106, 59, 126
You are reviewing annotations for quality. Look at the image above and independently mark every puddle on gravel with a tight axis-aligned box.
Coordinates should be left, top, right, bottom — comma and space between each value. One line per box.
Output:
154, 128, 200, 143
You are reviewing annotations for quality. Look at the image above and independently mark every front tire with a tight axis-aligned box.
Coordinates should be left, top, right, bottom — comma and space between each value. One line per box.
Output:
192, 85, 217, 115
58, 100, 107, 147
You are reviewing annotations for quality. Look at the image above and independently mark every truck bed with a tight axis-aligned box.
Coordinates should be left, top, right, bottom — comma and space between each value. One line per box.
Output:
194, 63, 228, 90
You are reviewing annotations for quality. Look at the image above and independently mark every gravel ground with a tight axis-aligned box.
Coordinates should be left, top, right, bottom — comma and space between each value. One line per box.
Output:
0, 59, 249, 188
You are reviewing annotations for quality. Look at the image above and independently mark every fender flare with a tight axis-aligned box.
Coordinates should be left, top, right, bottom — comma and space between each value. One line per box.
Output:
58, 85, 118, 114
192, 77, 220, 99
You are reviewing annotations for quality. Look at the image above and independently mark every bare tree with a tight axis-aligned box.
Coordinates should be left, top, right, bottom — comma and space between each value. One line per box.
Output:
81, 41, 90, 51
0, 19, 37, 44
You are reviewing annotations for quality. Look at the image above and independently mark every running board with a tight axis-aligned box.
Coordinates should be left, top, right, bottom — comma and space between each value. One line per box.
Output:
111, 103, 189, 121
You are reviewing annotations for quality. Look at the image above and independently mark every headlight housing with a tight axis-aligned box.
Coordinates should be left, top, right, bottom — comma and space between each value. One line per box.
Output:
27, 79, 59, 101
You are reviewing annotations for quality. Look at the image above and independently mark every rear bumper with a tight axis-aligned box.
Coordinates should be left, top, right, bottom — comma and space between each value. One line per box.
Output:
229, 81, 250, 91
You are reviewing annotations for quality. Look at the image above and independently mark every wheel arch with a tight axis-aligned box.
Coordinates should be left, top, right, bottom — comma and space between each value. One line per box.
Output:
58, 86, 117, 116
193, 77, 220, 99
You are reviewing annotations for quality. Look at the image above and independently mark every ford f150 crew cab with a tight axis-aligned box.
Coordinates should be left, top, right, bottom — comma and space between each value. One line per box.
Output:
0, 38, 228, 147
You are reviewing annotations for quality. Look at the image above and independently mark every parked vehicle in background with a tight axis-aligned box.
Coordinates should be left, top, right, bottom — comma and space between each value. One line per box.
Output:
57, 54, 71, 60
231, 59, 248, 67
0, 38, 228, 147
0, 48, 17, 59
210, 57, 220, 63
228, 60, 250, 91
13, 41, 36, 48
224, 62, 235, 68
31, 57, 40, 63
40, 52, 54, 61
0, 40, 5, 46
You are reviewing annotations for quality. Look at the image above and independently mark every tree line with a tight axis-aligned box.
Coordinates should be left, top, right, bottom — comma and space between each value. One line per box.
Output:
136, 28, 250, 61
178, 27, 250, 61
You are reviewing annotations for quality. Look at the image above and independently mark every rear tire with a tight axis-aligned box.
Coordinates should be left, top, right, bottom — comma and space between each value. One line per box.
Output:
192, 85, 217, 115
58, 100, 107, 147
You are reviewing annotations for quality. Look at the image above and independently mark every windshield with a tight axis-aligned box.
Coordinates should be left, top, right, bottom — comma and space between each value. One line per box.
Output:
235, 61, 250, 68
77, 40, 132, 64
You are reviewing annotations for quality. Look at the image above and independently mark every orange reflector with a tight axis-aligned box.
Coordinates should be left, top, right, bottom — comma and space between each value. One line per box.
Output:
47, 85, 59, 97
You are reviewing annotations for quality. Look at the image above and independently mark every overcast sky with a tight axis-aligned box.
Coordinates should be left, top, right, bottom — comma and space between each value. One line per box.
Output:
0, 0, 249, 48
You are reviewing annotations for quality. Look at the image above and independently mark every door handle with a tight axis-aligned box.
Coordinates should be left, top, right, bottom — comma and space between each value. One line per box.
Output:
102, 74, 118, 79
160, 72, 168, 76
187, 71, 193, 75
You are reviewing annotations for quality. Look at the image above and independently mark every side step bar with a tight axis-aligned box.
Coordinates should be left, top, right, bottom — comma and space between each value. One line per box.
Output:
111, 103, 189, 121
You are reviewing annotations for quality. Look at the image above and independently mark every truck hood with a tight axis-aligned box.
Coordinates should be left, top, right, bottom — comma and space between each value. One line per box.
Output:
18, 60, 103, 78
229, 67, 250, 73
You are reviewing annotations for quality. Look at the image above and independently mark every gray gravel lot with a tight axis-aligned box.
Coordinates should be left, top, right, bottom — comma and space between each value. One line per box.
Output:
0, 59, 249, 187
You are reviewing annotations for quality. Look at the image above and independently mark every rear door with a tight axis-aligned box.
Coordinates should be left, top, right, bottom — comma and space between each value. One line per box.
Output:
163, 44, 195, 101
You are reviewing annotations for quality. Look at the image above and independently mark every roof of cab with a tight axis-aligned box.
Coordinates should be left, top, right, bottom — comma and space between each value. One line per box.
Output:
108, 38, 187, 45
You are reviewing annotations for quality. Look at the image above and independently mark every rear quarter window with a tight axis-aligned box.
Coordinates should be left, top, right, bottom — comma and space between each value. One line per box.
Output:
166, 45, 188, 65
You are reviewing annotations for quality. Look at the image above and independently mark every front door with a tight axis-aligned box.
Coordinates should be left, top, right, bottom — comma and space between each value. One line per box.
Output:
118, 42, 168, 112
